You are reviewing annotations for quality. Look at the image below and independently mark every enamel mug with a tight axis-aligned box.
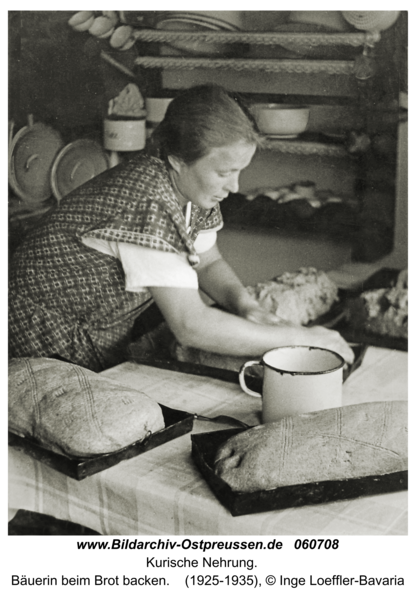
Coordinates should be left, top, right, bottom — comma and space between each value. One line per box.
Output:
239, 346, 345, 422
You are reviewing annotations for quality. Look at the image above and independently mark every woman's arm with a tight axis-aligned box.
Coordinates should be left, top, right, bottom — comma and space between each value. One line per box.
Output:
194, 243, 282, 325
149, 284, 355, 364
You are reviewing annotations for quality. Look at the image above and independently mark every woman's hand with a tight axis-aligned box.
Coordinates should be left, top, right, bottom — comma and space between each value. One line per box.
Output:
240, 303, 289, 326
241, 304, 354, 364
196, 245, 288, 326
296, 325, 355, 365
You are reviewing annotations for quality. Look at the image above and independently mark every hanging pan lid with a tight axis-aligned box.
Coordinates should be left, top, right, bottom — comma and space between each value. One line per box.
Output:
51, 139, 111, 202
9, 122, 65, 205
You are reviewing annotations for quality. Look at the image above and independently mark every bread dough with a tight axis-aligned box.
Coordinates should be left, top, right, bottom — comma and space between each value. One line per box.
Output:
8, 357, 165, 457
347, 269, 408, 339
246, 267, 339, 326
214, 401, 408, 492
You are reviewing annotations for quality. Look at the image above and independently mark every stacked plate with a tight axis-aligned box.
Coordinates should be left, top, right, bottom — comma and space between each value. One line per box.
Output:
9, 122, 65, 206
341, 11, 400, 32
8, 121, 111, 206
250, 11, 356, 60
155, 11, 244, 57
51, 139, 110, 202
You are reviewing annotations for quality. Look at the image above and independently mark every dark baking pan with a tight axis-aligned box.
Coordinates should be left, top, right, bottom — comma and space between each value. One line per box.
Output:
127, 356, 263, 394
129, 344, 367, 392
8, 404, 194, 481
191, 428, 408, 517
336, 268, 408, 352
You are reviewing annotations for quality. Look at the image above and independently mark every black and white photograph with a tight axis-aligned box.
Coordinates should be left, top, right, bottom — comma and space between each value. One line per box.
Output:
7, 7, 411, 591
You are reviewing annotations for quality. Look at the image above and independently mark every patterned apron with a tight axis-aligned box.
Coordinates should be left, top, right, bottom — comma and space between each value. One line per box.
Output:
9, 154, 223, 372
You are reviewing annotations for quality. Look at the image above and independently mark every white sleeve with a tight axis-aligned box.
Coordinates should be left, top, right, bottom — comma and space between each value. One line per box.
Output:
81, 236, 198, 292
118, 243, 198, 292
193, 230, 217, 254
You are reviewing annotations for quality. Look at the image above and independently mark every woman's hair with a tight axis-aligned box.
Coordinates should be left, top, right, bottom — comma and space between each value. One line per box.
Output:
151, 84, 262, 164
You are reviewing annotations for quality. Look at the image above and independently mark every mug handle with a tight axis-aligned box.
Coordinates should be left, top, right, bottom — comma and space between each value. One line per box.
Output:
239, 360, 262, 397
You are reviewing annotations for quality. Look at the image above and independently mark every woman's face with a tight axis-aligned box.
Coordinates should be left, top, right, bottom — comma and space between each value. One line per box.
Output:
169, 141, 256, 210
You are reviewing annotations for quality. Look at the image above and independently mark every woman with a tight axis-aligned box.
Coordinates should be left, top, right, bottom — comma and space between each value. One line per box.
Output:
9, 84, 354, 372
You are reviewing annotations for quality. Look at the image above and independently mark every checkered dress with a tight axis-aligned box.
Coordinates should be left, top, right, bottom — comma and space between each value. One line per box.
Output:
9, 155, 223, 372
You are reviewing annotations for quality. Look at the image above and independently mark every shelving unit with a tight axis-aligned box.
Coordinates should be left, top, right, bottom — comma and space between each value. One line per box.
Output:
131, 29, 379, 78
263, 137, 349, 158
132, 28, 378, 157
129, 29, 378, 45
135, 55, 356, 75
130, 25, 398, 261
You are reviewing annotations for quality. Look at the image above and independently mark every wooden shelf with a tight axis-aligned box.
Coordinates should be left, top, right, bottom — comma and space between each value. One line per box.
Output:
131, 28, 380, 76
135, 56, 356, 75
130, 28, 381, 97
263, 137, 349, 158
131, 28, 379, 48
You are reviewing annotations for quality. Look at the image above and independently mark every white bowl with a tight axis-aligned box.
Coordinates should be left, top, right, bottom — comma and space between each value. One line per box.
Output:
68, 11, 95, 32
155, 12, 242, 57
110, 25, 135, 49
89, 16, 115, 39
342, 11, 400, 32
252, 104, 310, 137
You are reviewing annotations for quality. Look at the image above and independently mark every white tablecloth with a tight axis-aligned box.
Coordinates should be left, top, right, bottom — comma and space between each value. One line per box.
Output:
9, 347, 408, 535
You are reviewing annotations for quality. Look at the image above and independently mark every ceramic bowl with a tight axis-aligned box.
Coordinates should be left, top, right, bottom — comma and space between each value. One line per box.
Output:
89, 16, 115, 39
155, 11, 244, 57
252, 104, 310, 138
341, 11, 400, 32
68, 11, 95, 32
102, 11, 119, 27
110, 25, 136, 49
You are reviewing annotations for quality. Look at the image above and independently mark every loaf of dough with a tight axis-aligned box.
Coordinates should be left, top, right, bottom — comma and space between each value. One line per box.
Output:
9, 357, 165, 457
347, 269, 408, 339
246, 267, 339, 326
214, 401, 407, 492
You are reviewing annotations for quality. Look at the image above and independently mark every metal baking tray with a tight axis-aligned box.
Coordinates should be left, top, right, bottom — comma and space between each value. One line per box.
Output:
128, 343, 367, 392
8, 404, 194, 480
191, 428, 408, 517
336, 268, 408, 352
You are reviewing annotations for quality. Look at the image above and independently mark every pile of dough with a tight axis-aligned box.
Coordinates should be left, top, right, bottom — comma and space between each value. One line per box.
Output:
347, 269, 408, 339
8, 357, 165, 457
246, 267, 339, 326
214, 401, 407, 492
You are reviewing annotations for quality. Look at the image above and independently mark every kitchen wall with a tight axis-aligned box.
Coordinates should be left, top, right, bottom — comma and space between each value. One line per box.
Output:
217, 228, 351, 287
8, 11, 137, 135
217, 150, 355, 284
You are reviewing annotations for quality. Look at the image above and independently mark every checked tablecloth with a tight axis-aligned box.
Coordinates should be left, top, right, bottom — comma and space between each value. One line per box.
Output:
9, 346, 408, 536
